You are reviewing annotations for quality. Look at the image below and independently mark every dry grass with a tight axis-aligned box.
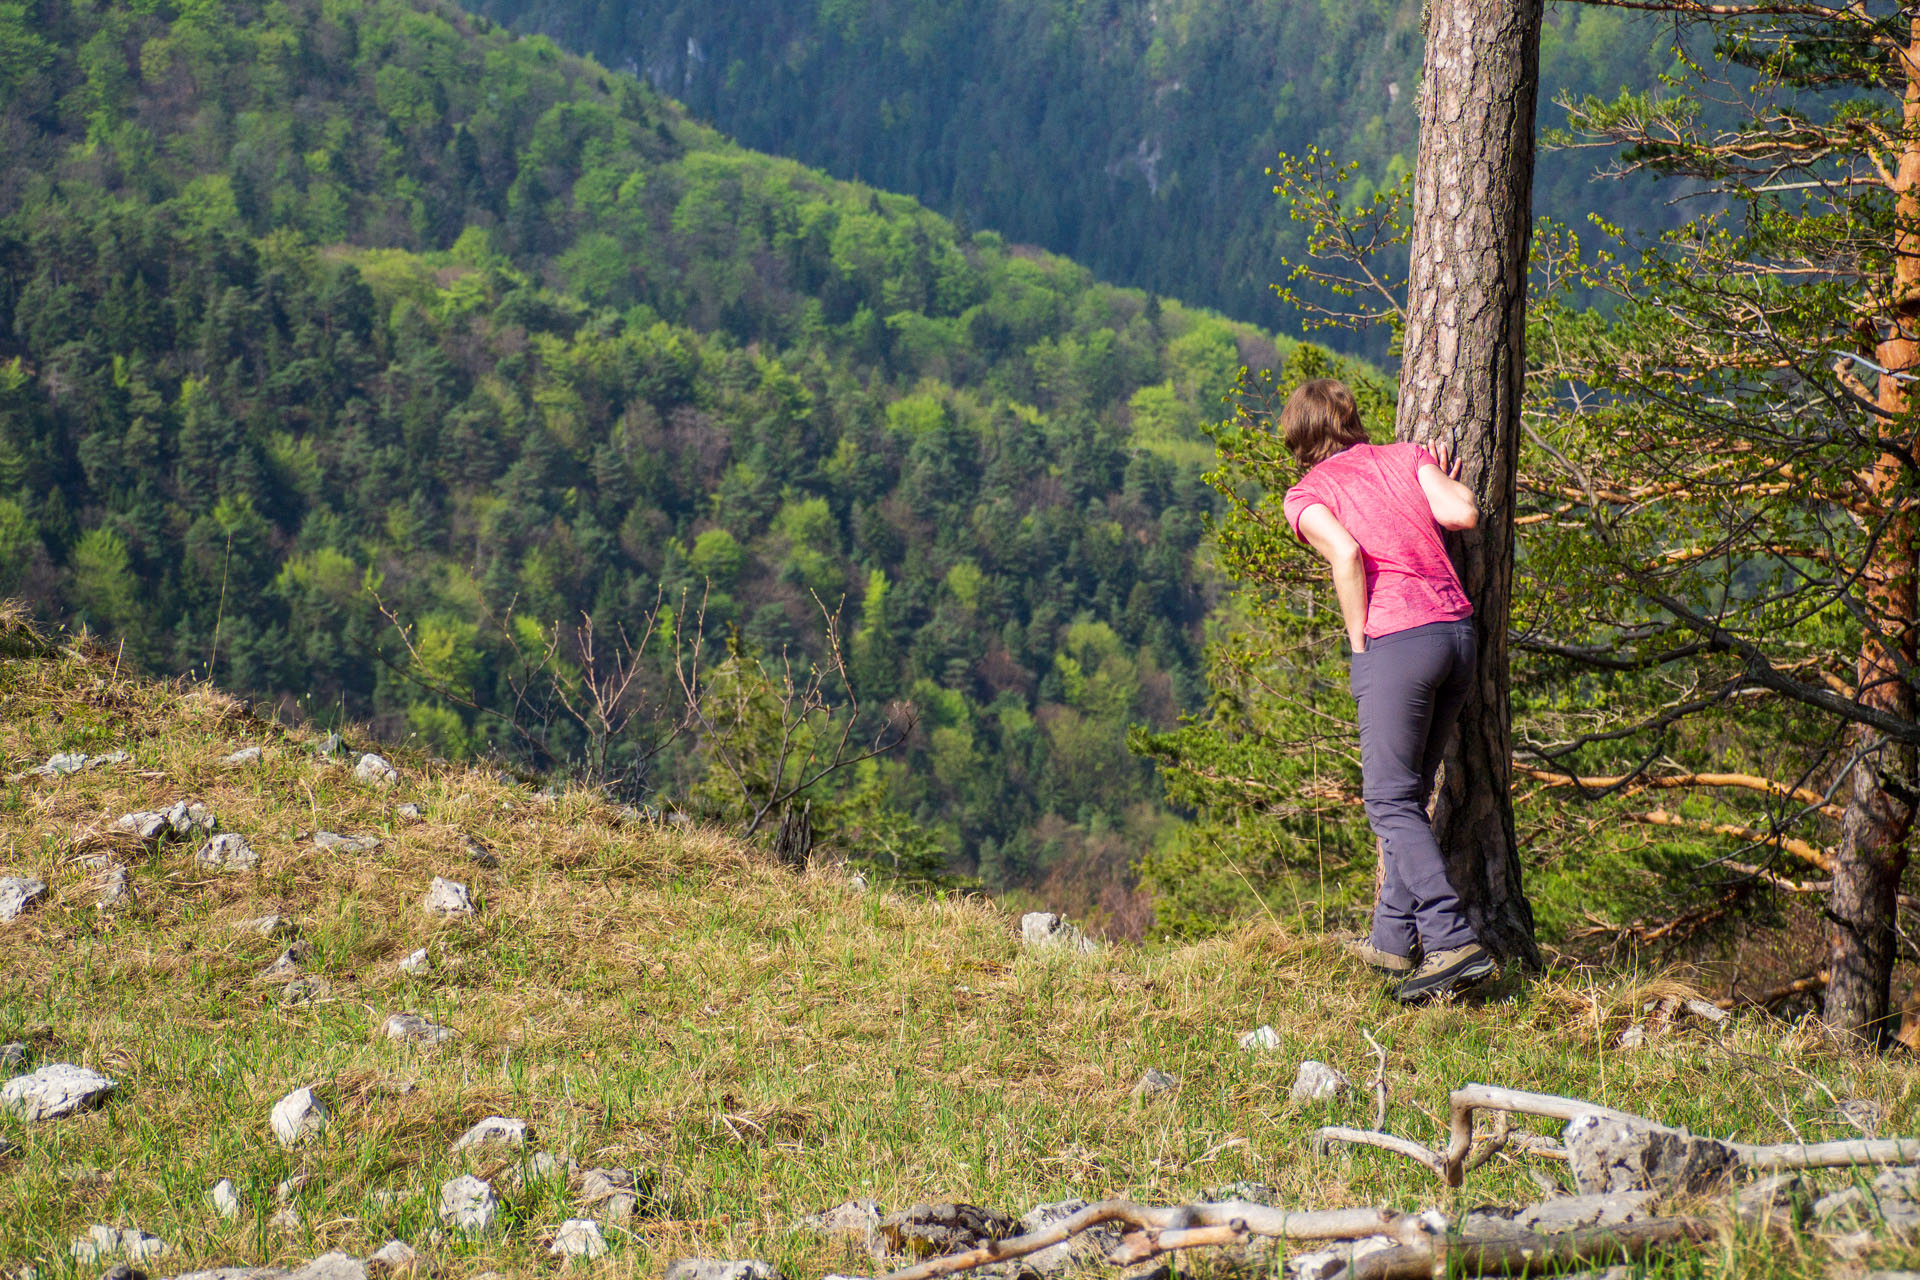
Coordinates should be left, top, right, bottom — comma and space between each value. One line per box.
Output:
0, 617, 1917, 1278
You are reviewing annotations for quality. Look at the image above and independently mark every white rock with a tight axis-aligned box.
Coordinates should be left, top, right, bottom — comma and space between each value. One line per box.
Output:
287, 1253, 367, 1280
367, 1240, 417, 1272
69, 1224, 171, 1264
1289, 1060, 1351, 1102
269, 1086, 328, 1147
421, 876, 473, 916
210, 1177, 244, 1219
196, 833, 258, 872
382, 1012, 455, 1046
398, 948, 430, 976
0, 877, 45, 922
164, 800, 215, 837
396, 803, 423, 822
96, 866, 134, 909
503, 1149, 572, 1192
2, 1062, 115, 1120
238, 914, 298, 938
438, 1174, 499, 1234
269, 1204, 303, 1232
663, 1262, 784, 1280
313, 831, 381, 854
1131, 1069, 1178, 1100
1239, 1025, 1280, 1053
0, 1042, 24, 1069
355, 753, 399, 787
113, 811, 172, 843
1019, 911, 1098, 953
551, 1218, 609, 1259
275, 1173, 308, 1203
452, 1115, 528, 1153
221, 746, 263, 767
38, 750, 128, 776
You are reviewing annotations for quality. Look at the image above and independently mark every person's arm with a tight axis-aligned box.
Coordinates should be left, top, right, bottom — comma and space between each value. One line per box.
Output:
1295, 503, 1370, 652
1417, 440, 1480, 531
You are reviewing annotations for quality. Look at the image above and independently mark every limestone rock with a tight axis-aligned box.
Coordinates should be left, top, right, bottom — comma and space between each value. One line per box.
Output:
311, 733, 345, 758
550, 1219, 608, 1260
1736, 1172, 1808, 1226
1814, 1186, 1876, 1231
438, 1174, 498, 1234
239, 915, 298, 939
1130, 1069, 1177, 1100
451, 1115, 528, 1153
99, 1264, 148, 1280
662, 1263, 783, 1280
3, 1063, 115, 1120
285, 1254, 366, 1280
275, 1174, 309, 1203
355, 754, 398, 788
195, 834, 258, 873
365, 1241, 417, 1274
312, 832, 381, 855
1019, 912, 1097, 953
1289, 1060, 1350, 1102
1513, 1191, 1659, 1235
1199, 1182, 1277, 1206
575, 1166, 642, 1221
96, 867, 134, 910
501, 1150, 572, 1193
282, 977, 329, 1005
875, 1204, 1016, 1259
69, 1227, 170, 1265
210, 1178, 244, 1220
113, 812, 171, 844
266, 941, 315, 977
172, 1270, 287, 1280
397, 949, 430, 976
796, 1199, 882, 1236
268, 1205, 302, 1232
1017, 1199, 1124, 1275
381, 1013, 454, 1046
421, 877, 473, 917
1238, 1025, 1280, 1053
462, 834, 498, 869
269, 1087, 328, 1148
163, 801, 215, 838
396, 804, 423, 822
0, 877, 45, 923
221, 747, 263, 767
37, 750, 128, 777
1562, 1113, 1738, 1196
0, 1042, 24, 1069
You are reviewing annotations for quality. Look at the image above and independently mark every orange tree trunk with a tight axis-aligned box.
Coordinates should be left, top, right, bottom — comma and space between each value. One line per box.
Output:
1826, 16, 1920, 1045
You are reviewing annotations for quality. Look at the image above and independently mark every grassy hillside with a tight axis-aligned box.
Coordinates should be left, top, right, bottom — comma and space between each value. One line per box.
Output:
0, 0, 1341, 914
1, 610, 1917, 1277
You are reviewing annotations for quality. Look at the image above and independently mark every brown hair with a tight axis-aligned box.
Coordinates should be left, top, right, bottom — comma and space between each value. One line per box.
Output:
1280, 378, 1371, 469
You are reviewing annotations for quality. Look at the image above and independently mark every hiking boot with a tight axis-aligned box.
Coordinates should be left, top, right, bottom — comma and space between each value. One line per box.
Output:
1394, 943, 1496, 1003
1343, 936, 1417, 974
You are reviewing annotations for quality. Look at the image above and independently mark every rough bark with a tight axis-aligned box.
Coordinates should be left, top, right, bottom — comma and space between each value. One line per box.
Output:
1825, 15, 1920, 1046
1393, 0, 1544, 965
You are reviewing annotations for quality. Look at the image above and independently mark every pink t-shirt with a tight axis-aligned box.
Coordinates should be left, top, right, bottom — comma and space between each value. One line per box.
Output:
1282, 442, 1472, 639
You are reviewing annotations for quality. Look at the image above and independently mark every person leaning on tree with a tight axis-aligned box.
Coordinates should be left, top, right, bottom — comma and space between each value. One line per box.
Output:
1278, 378, 1492, 1004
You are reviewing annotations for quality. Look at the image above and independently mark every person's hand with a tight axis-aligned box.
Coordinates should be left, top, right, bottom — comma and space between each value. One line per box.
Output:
1429, 437, 1464, 479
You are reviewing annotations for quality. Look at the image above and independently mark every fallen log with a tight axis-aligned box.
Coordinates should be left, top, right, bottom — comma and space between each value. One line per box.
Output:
875, 1200, 1430, 1280
1346, 1215, 1717, 1279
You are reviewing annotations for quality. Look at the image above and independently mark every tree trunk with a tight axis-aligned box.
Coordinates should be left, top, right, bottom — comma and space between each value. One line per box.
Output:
1393, 0, 1544, 965
1825, 17, 1920, 1047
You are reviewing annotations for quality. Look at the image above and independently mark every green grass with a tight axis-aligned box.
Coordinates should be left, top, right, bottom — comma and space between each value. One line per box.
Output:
0, 615, 1915, 1278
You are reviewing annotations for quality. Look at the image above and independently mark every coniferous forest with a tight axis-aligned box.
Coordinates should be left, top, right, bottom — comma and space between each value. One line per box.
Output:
466, 0, 1692, 346
0, 0, 1346, 927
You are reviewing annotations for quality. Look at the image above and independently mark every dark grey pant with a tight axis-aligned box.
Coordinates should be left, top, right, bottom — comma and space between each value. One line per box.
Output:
1350, 619, 1478, 956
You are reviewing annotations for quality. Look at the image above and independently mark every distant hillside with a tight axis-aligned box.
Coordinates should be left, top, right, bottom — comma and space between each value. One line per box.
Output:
0, 0, 1331, 916
469, 0, 1687, 346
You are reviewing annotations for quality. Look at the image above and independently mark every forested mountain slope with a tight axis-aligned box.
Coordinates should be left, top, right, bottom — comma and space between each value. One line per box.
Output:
0, 0, 1307, 917
468, 0, 1685, 343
